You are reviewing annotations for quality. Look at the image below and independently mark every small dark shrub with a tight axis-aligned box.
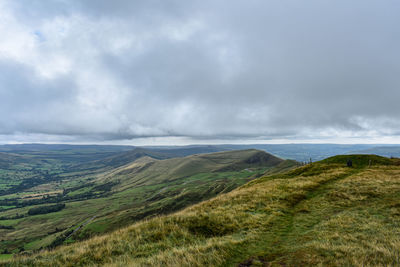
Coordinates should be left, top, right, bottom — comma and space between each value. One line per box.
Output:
347, 160, 353, 167
182, 214, 237, 237
28, 203, 66, 216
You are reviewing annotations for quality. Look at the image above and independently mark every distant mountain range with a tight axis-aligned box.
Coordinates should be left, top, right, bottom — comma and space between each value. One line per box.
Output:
2, 143, 400, 163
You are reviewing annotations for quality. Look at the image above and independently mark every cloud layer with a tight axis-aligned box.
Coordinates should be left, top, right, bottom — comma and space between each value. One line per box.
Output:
0, 0, 399, 144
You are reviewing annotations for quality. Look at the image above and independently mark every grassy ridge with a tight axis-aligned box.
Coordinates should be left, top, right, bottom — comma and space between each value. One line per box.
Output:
320, 154, 396, 166
4, 155, 400, 266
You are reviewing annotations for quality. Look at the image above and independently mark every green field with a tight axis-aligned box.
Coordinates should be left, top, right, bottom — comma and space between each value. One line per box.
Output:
0, 255, 12, 262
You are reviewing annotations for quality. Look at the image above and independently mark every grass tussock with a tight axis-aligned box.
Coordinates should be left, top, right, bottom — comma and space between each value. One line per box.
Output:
3, 155, 400, 266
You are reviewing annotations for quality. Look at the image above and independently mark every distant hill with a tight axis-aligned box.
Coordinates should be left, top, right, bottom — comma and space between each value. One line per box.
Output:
218, 144, 377, 162
0, 144, 134, 153
0, 144, 135, 166
6, 154, 400, 266
348, 146, 400, 158
103, 149, 287, 190
74, 146, 229, 170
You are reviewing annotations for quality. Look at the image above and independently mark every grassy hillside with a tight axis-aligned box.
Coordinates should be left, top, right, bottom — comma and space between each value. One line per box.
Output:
4, 154, 400, 266
0, 149, 294, 256
349, 146, 400, 158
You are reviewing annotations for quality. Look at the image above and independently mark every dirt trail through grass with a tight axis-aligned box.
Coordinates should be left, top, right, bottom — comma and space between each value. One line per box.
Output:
66, 216, 97, 240
235, 167, 363, 266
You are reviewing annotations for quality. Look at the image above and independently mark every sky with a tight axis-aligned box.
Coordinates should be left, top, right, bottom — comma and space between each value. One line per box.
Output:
0, 0, 399, 145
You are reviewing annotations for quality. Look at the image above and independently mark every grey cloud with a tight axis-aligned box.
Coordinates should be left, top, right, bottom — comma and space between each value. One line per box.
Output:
0, 0, 400, 143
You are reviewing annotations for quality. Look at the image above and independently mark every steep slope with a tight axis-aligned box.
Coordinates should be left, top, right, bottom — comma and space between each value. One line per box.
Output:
102, 149, 285, 189
0, 150, 294, 255
5, 155, 400, 266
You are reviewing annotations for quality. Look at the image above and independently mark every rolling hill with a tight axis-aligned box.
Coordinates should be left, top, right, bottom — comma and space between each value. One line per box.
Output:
3, 154, 399, 266
349, 146, 400, 158
0, 149, 295, 257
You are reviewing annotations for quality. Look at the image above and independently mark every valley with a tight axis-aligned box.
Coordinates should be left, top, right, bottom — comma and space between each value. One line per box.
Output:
0, 146, 296, 256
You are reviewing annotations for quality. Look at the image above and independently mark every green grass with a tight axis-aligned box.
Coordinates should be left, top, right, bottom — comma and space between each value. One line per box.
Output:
0, 255, 12, 262
23, 236, 55, 251
0, 219, 22, 226
4, 154, 400, 266
320, 154, 396, 167
81, 221, 108, 234
66, 187, 92, 197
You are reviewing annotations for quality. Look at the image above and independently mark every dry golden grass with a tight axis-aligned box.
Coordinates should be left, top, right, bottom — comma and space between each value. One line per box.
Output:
4, 155, 400, 266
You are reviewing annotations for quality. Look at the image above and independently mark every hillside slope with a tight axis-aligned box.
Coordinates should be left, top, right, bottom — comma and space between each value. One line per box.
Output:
0, 150, 294, 256
4, 154, 400, 266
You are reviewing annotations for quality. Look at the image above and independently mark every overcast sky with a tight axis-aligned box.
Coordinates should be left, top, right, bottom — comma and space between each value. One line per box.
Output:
0, 0, 399, 145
